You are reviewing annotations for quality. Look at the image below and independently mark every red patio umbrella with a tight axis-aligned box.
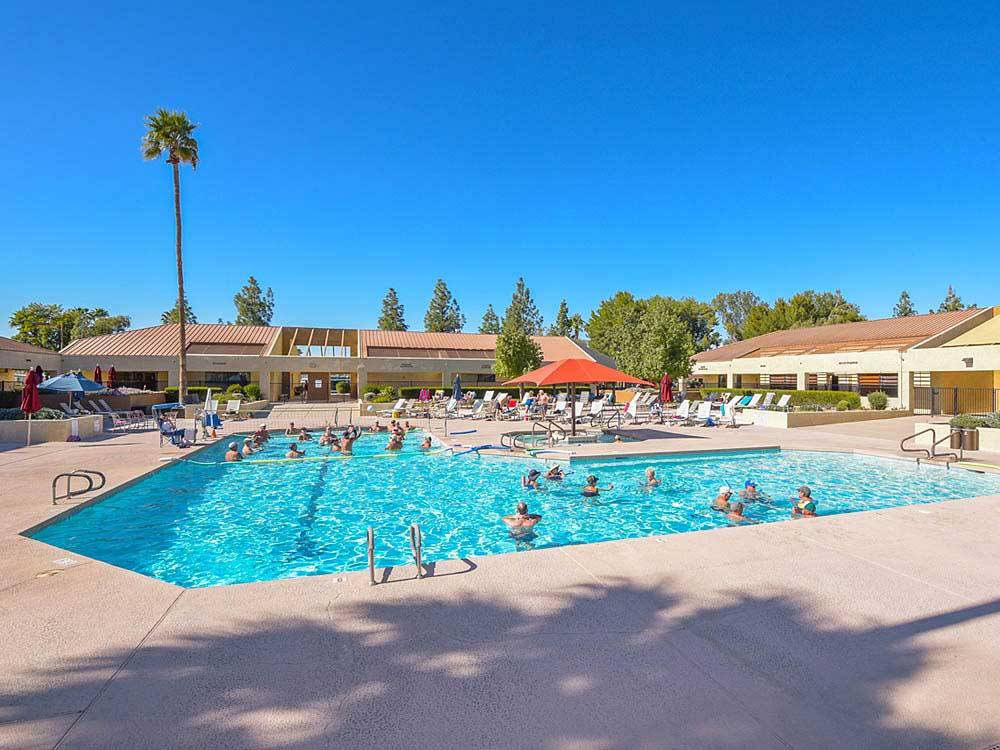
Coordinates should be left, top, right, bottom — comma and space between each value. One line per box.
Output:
93, 365, 102, 385
659, 373, 673, 403
504, 358, 654, 435
106, 366, 117, 390
20, 366, 42, 447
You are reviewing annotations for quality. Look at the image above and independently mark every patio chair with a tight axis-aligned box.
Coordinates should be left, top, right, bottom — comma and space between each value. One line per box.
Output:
665, 399, 691, 424
721, 395, 742, 427
482, 390, 495, 402
461, 399, 484, 418
774, 394, 792, 411
59, 402, 88, 416
585, 399, 606, 424
758, 392, 776, 410
225, 399, 242, 417
693, 400, 715, 426
739, 393, 763, 410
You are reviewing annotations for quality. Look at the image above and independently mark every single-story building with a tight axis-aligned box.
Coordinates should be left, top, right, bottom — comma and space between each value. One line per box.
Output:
56, 324, 592, 401
0, 336, 63, 392
689, 307, 1000, 414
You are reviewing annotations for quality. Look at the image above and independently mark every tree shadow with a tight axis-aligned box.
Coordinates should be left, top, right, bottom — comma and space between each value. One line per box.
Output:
4, 579, 998, 749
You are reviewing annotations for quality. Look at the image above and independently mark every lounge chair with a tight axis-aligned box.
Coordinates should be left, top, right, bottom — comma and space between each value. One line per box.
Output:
482, 390, 495, 402
59, 402, 89, 417
665, 399, 691, 424
434, 397, 459, 418
225, 399, 242, 417
739, 393, 762, 410
721, 395, 742, 427
774, 394, 792, 411
586, 399, 606, 424
461, 399, 484, 418
758, 392, 776, 410
693, 400, 714, 426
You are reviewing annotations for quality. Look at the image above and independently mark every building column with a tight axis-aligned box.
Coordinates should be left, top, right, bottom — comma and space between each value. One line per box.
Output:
355, 364, 367, 398
167, 369, 179, 388
256, 369, 271, 401
441, 370, 452, 388
796, 371, 807, 391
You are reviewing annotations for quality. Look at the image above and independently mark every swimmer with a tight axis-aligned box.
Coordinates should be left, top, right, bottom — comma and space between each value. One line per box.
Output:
403, 420, 413, 432
369, 420, 382, 433
582, 475, 613, 497
241, 437, 256, 457
712, 485, 734, 511
284, 421, 297, 436
502, 500, 542, 537
643, 467, 661, 487
545, 465, 564, 481
792, 485, 817, 517
328, 437, 342, 453
340, 429, 357, 455
286, 442, 306, 459
319, 427, 335, 446
725, 501, 757, 525
386, 434, 404, 451
420, 436, 433, 450
740, 479, 764, 501
224, 442, 242, 462
298, 427, 312, 441
252, 425, 268, 446
522, 469, 542, 490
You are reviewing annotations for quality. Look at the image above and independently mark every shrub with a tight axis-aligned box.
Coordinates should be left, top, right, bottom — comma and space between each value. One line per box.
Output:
985, 412, 1000, 429
835, 399, 849, 411
728, 388, 860, 410
949, 414, 989, 429
362, 384, 383, 396
867, 391, 888, 410
335, 380, 350, 394
0, 407, 64, 421
226, 383, 244, 395
242, 384, 262, 400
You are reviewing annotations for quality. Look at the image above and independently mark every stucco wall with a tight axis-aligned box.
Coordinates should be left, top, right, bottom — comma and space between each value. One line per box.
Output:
0, 415, 104, 444
751, 409, 912, 429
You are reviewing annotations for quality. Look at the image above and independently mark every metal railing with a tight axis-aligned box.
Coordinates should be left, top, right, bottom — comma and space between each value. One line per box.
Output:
913, 386, 1000, 416
367, 527, 376, 586
409, 524, 423, 579
900, 428, 961, 466
52, 469, 106, 505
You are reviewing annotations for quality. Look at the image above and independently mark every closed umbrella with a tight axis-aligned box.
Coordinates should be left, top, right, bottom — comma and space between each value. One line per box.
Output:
93, 365, 102, 385
106, 366, 117, 390
452, 375, 462, 401
659, 373, 673, 404
20, 366, 42, 447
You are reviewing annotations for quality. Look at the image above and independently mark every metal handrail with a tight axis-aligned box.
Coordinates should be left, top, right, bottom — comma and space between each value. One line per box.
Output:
931, 432, 960, 464
73, 469, 106, 493
900, 428, 934, 461
409, 524, 423, 579
367, 527, 376, 586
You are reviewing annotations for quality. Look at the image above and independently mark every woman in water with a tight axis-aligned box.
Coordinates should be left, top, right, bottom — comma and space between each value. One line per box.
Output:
286, 442, 306, 459
643, 467, 661, 488
386, 433, 404, 451
792, 485, 817, 517
582, 475, 613, 497
224, 442, 242, 462
711, 486, 734, 511
241, 437, 256, 457
319, 427, 335, 446
522, 469, 542, 490
284, 422, 297, 436
545, 465, 564, 481
503, 501, 542, 537
420, 436, 433, 450
298, 427, 312, 441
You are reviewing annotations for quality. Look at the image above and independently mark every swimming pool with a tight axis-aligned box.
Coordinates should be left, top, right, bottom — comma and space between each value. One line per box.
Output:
30, 431, 1000, 587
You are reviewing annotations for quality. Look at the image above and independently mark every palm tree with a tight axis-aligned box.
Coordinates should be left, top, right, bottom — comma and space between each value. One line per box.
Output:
142, 109, 199, 400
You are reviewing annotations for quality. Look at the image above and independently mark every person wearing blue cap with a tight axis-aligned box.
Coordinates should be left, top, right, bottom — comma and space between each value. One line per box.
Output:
740, 480, 761, 501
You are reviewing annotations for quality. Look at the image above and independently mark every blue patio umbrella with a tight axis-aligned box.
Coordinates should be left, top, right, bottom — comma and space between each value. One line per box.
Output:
38, 372, 107, 410
452, 374, 462, 401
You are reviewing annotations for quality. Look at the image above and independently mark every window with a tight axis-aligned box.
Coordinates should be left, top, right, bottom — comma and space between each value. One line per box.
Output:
859, 373, 898, 398
762, 373, 796, 389
113, 371, 159, 390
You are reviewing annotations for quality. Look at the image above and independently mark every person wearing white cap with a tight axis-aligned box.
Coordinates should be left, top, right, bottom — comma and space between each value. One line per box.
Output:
241, 437, 256, 457
224, 442, 242, 462
712, 485, 733, 512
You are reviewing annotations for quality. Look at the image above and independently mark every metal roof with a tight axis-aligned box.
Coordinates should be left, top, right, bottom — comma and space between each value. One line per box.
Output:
61, 324, 281, 357
693, 308, 984, 362
0, 336, 57, 355
358, 330, 589, 361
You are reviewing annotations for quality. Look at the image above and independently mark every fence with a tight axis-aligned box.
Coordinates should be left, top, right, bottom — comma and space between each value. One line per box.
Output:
912, 386, 1000, 416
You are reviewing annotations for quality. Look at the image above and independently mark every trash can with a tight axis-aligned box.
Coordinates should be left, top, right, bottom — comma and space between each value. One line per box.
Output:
962, 428, 980, 451
950, 429, 963, 449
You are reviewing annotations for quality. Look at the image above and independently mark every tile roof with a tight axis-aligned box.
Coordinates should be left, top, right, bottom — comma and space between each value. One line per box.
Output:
61, 324, 281, 358
0, 336, 57, 355
693, 308, 985, 362
358, 330, 589, 361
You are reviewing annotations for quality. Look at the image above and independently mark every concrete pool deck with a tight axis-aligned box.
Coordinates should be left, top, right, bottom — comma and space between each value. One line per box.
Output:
2, 415, 1000, 749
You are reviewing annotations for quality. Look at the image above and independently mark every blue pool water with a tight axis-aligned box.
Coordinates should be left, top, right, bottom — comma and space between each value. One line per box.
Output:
31, 431, 1000, 588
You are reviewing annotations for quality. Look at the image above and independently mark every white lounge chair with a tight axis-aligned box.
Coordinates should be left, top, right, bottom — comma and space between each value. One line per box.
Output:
739, 393, 763, 410
665, 399, 691, 424
758, 392, 775, 410
693, 400, 714, 426
774, 394, 792, 411
482, 390, 495, 402
462, 399, 484, 418
225, 399, 242, 417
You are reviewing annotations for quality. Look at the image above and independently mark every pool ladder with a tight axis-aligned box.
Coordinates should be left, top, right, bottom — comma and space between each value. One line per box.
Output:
52, 469, 106, 505
366, 523, 424, 586
900, 427, 960, 467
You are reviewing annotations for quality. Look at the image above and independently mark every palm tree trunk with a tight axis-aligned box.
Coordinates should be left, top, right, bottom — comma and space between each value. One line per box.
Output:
172, 159, 188, 401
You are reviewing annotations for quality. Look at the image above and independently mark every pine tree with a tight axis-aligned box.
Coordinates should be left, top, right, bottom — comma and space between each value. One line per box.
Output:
936, 285, 966, 313
893, 290, 916, 317
548, 300, 572, 336
479, 304, 501, 334
424, 279, 465, 332
161, 296, 197, 324
378, 288, 407, 331
507, 277, 543, 334
233, 276, 275, 325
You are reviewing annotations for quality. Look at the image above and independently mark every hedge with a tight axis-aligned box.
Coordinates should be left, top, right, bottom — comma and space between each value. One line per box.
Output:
0, 391, 22, 409
0, 407, 64, 421
704, 388, 862, 410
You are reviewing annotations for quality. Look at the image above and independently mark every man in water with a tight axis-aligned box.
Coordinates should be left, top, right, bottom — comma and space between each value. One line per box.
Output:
712, 486, 734, 511
503, 500, 542, 537
286, 442, 306, 459
792, 485, 818, 517
643, 467, 661, 487
420, 436, 433, 450
284, 422, 297, 436
241, 437, 256, 457
522, 469, 542, 490
319, 427, 335, 446
386, 433, 404, 451
726, 501, 757, 525
740, 480, 764, 502
224, 442, 242, 462
298, 427, 312, 441
340, 428, 358, 455
583, 475, 613, 497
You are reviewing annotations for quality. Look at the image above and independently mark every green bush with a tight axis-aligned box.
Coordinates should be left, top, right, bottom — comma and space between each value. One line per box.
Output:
242, 384, 262, 400
0, 407, 64, 421
949, 414, 989, 429
165, 386, 214, 397
335, 380, 350, 394
867, 391, 888, 410
730, 388, 860, 410
225, 383, 243, 394
835, 399, 849, 411
362, 384, 384, 396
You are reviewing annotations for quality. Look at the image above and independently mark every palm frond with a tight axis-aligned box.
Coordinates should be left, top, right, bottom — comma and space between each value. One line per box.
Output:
141, 109, 200, 167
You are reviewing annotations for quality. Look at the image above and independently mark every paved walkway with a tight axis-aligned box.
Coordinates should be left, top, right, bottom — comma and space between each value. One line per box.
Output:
2, 415, 999, 749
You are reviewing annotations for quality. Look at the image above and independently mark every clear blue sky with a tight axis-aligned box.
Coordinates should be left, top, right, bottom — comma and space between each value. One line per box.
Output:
2, 1, 998, 338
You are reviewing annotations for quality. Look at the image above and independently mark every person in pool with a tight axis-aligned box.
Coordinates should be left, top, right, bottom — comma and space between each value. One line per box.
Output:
712, 486, 734, 511
286, 442, 306, 459
369, 420, 384, 433
386, 433, 404, 451
522, 469, 542, 490
503, 500, 542, 537
328, 436, 342, 453
403, 420, 414, 432
319, 427, 335, 446
545, 465, 564, 481
643, 467, 661, 487
792, 485, 818, 517
284, 422, 297, 436
582, 475, 613, 497
241, 437, 256, 457
420, 436, 433, 450
224, 442, 242, 462
298, 427, 312, 441
340, 429, 357, 455
740, 479, 770, 502
726, 501, 757, 525
252, 425, 269, 446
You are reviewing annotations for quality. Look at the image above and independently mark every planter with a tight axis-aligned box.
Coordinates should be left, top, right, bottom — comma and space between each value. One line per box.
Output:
0, 415, 104, 444
978, 427, 1000, 453
751, 409, 912, 429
